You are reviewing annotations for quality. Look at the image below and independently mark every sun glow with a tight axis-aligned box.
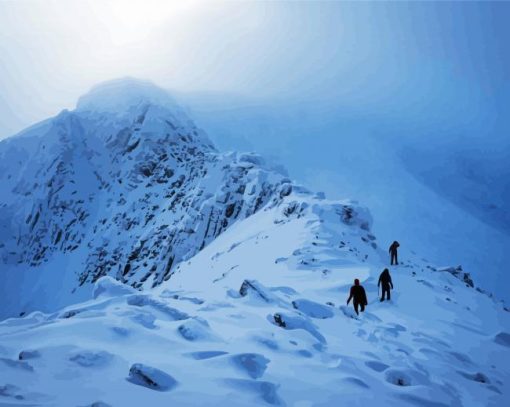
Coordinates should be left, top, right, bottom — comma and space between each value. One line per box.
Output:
89, 0, 201, 46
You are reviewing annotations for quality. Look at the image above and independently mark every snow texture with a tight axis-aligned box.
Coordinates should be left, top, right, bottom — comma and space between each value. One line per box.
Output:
0, 79, 508, 406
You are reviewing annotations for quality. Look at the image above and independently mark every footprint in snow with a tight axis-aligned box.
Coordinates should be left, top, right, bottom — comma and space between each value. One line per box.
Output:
130, 312, 157, 329
339, 306, 359, 319
342, 377, 370, 389
69, 351, 114, 368
177, 318, 214, 341
494, 332, 510, 347
185, 351, 228, 360
230, 353, 270, 379
0, 357, 34, 372
292, 299, 334, 319
365, 360, 390, 372
223, 378, 284, 406
253, 336, 279, 351
339, 306, 381, 322
448, 351, 473, 366
0, 383, 25, 401
411, 331, 451, 349
127, 294, 189, 321
111, 326, 130, 337
377, 323, 406, 338
457, 370, 490, 384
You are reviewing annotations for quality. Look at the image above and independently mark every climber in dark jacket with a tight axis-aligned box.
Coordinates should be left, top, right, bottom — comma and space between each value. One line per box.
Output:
346, 279, 368, 315
378, 268, 394, 301
389, 241, 400, 265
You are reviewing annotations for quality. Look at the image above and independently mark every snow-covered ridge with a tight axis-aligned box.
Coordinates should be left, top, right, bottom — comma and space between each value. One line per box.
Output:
0, 80, 508, 406
0, 191, 508, 406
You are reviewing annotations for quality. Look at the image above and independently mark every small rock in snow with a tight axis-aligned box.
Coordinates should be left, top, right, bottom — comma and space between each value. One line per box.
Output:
18, 349, 41, 360
127, 363, 178, 391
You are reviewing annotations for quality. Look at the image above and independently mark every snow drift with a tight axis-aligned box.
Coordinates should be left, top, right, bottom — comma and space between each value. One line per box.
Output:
0, 79, 508, 406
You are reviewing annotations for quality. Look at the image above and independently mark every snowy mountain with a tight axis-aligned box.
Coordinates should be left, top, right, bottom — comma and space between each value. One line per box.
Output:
0, 78, 294, 318
0, 79, 509, 406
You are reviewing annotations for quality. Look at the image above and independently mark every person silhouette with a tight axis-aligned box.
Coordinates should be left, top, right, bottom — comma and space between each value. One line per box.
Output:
346, 279, 368, 315
389, 241, 400, 265
378, 268, 393, 301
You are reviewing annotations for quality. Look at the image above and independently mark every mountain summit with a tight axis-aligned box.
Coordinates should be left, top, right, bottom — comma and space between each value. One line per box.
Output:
76, 77, 180, 114
0, 79, 297, 315
0, 80, 509, 406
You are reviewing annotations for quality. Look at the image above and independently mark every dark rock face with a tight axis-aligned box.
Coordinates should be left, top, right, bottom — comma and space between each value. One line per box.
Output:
0, 101, 293, 292
273, 313, 286, 328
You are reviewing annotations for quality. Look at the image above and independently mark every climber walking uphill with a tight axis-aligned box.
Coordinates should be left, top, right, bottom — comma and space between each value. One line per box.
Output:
378, 268, 394, 302
346, 279, 368, 316
389, 240, 400, 265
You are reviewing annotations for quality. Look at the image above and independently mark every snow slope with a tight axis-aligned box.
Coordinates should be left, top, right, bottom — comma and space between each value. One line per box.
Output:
0, 192, 509, 406
0, 79, 509, 406
174, 93, 510, 302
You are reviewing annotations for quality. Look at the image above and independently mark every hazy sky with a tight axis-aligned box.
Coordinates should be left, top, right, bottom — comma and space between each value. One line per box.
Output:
1, 0, 509, 142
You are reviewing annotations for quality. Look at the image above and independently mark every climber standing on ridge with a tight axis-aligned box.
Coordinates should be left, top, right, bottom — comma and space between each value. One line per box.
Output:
389, 240, 400, 265
378, 268, 394, 302
346, 279, 368, 316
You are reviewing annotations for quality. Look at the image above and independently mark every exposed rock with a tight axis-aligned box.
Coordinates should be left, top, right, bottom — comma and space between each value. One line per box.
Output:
127, 363, 178, 391
436, 266, 474, 288
239, 280, 273, 303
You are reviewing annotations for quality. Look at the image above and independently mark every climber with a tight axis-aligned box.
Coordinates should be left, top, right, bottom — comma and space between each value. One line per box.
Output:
378, 268, 394, 302
346, 279, 368, 315
389, 240, 400, 265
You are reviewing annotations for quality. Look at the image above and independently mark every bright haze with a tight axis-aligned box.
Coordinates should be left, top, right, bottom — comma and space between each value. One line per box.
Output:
1, 0, 509, 298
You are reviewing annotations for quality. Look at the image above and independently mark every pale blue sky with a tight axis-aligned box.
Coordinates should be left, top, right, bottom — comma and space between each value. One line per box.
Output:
1, 0, 509, 143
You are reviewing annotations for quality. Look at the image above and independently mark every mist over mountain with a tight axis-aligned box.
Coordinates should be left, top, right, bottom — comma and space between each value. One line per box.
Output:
174, 90, 510, 302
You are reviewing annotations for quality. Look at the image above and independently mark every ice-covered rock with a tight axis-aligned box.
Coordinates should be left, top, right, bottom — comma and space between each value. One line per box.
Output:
93, 276, 136, 299
436, 266, 475, 287
292, 299, 334, 319
18, 349, 41, 360
127, 363, 178, 391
